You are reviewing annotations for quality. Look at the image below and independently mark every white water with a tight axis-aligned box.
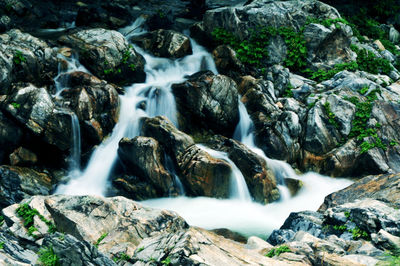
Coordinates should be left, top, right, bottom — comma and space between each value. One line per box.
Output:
197, 144, 251, 201
54, 54, 90, 96
68, 113, 81, 176
143, 100, 352, 238
55, 18, 353, 238
56, 20, 217, 195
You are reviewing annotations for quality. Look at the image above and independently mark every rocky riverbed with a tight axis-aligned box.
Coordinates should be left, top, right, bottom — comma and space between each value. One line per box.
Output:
1, 0, 400, 265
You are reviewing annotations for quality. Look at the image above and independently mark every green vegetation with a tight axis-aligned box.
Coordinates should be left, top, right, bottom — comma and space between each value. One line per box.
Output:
103, 45, 135, 75
16, 203, 56, 239
323, 102, 340, 129
333, 224, 347, 232
265, 245, 291, 258
350, 227, 370, 240
0, 241, 4, 249
11, 102, 21, 109
344, 211, 350, 218
212, 26, 306, 70
136, 247, 144, 252
0, 215, 4, 226
283, 83, 294, 97
161, 256, 171, 265
344, 88, 386, 154
305, 62, 358, 83
38, 246, 60, 266
351, 45, 393, 75
94, 232, 108, 248
13, 50, 26, 65
390, 140, 398, 146
113, 252, 130, 263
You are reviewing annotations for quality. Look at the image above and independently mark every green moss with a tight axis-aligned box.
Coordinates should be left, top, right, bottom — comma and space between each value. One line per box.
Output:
38, 246, 60, 266
323, 102, 340, 129
13, 50, 26, 65
266, 245, 291, 258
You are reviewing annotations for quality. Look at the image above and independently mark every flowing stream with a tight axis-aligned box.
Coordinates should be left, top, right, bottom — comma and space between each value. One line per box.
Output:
56, 18, 353, 238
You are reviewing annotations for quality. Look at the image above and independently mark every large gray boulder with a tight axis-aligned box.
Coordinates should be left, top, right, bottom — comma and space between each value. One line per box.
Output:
0, 29, 59, 94
58, 29, 146, 85
172, 71, 239, 137
203, 0, 340, 40
0, 83, 74, 152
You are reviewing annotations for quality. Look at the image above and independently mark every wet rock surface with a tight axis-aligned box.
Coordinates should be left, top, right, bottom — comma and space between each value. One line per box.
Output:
58, 28, 146, 85
131, 29, 192, 59
172, 70, 239, 137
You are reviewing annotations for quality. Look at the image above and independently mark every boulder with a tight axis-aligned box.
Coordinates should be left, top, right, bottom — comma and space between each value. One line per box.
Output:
203, 0, 351, 68
172, 71, 239, 136
117, 136, 175, 196
132, 227, 305, 265
207, 136, 279, 203
0, 231, 38, 265
0, 165, 51, 209
58, 29, 146, 85
131, 29, 192, 58
1, 83, 74, 153
9, 147, 38, 167
75, 3, 131, 29
319, 172, 400, 211
42, 232, 116, 266
2, 195, 188, 258
142, 116, 232, 198
59, 71, 120, 148
212, 45, 245, 79
0, 111, 23, 164
203, 0, 340, 41
0, 29, 59, 94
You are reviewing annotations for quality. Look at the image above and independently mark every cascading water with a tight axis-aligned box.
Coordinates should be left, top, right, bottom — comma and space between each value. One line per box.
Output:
54, 53, 90, 96
56, 19, 217, 195
197, 144, 251, 201
55, 17, 352, 238
68, 113, 81, 176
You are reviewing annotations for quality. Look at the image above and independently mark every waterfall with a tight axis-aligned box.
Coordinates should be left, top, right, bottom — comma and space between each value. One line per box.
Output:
56, 19, 217, 196
53, 17, 353, 238
68, 113, 81, 176
164, 154, 185, 196
197, 144, 252, 202
54, 53, 90, 96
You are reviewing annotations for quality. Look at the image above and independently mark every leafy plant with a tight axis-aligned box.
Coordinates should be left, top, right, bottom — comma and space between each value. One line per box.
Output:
266, 245, 291, 258
161, 256, 171, 265
0, 241, 4, 249
94, 232, 108, 248
323, 102, 340, 129
344, 211, 350, 218
136, 247, 144, 252
11, 102, 21, 109
390, 140, 398, 146
13, 50, 26, 65
38, 246, 60, 266
113, 252, 130, 263
16, 203, 56, 238
344, 89, 387, 153
350, 227, 370, 240
333, 224, 347, 232
0, 215, 4, 226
